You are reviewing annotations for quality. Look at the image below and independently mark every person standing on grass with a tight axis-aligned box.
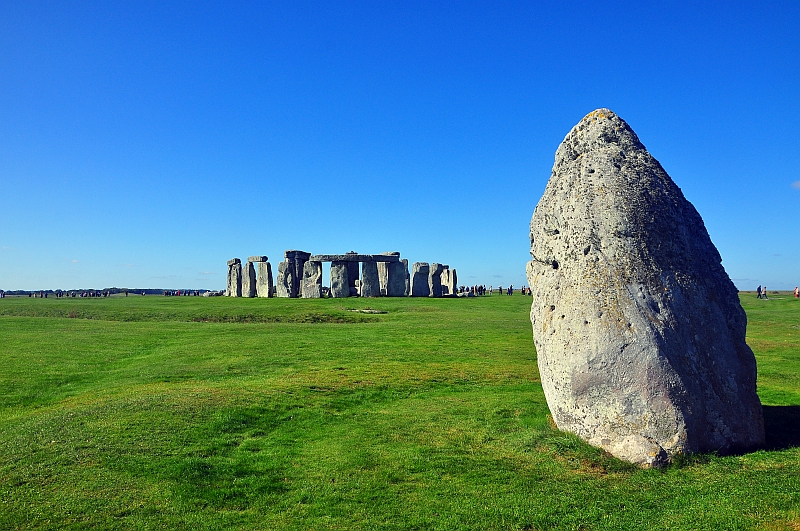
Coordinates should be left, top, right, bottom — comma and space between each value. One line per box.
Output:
757, 285, 762, 299
763, 286, 768, 300
794, 286, 799, 298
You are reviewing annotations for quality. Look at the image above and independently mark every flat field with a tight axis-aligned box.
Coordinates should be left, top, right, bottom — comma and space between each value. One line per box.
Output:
0, 293, 798, 530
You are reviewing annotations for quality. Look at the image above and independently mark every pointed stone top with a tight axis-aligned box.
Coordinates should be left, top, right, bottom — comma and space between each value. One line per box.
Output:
555, 108, 645, 166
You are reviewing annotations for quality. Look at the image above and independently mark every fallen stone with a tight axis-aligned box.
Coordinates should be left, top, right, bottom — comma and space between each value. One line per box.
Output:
330, 261, 350, 298
526, 108, 765, 467
256, 261, 273, 298
301, 261, 323, 298
428, 263, 444, 297
242, 261, 256, 297
410, 263, 430, 297
361, 260, 380, 297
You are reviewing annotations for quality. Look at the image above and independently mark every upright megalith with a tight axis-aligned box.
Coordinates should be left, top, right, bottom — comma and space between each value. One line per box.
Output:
276, 261, 294, 298
346, 251, 360, 296
410, 262, 430, 297
285, 250, 311, 298
254, 258, 274, 298
527, 109, 764, 467
428, 263, 444, 297
401, 259, 410, 296
387, 260, 407, 297
301, 261, 323, 298
330, 261, 350, 298
226, 258, 242, 297
447, 268, 457, 296
361, 260, 380, 297
242, 261, 257, 298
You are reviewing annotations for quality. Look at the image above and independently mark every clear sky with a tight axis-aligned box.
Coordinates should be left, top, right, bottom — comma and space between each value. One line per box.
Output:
1, 1, 798, 291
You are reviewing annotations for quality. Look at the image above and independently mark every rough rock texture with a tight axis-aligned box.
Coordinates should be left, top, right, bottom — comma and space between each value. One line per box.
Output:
330, 261, 350, 298
227, 260, 242, 297
345, 252, 360, 292
248, 256, 268, 263
256, 261, 274, 298
448, 268, 458, 295
285, 250, 310, 298
276, 261, 294, 298
301, 261, 323, 298
428, 263, 444, 297
410, 262, 430, 297
361, 261, 380, 297
386, 260, 407, 297
401, 259, 410, 296
242, 261, 257, 298
378, 252, 400, 296
526, 109, 765, 467
440, 267, 450, 295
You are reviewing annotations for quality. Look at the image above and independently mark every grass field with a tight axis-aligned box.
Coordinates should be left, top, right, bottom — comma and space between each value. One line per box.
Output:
0, 293, 798, 530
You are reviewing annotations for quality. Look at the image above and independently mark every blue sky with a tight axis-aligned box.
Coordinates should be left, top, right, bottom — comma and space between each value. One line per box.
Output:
1, 1, 798, 290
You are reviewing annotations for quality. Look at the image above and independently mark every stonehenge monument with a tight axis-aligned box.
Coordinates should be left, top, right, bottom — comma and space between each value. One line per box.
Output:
226, 251, 453, 299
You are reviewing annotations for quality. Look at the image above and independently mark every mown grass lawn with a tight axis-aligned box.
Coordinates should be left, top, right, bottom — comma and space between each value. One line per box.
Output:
0, 293, 798, 530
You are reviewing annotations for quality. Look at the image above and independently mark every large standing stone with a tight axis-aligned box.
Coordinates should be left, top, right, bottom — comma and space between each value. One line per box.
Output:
401, 259, 410, 296
330, 261, 350, 298
256, 262, 274, 298
285, 250, 311, 298
361, 260, 380, 297
345, 251, 360, 294
448, 268, 458, 295
428, 263, 444, 297
276, 261, 294, 298
377, 252, 400, 296
526, 109, 764, 467
410, 262, 430, 297
301, 261, 323, 298
242, 261, 256, 298
226, 258, 242, 297
386, 260, 407, 297
440, 267, 450, 295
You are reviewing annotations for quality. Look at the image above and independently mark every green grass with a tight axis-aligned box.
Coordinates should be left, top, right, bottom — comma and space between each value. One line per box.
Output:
0, 294, 798, 530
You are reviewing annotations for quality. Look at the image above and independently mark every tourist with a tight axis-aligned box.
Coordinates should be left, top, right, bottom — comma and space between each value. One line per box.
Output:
756, 285, 762, 299
795, 286, 799, 298
763, 286, 768, 300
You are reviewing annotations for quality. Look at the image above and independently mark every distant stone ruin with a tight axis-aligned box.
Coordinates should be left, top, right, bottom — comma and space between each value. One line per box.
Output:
226, 251, 456, 299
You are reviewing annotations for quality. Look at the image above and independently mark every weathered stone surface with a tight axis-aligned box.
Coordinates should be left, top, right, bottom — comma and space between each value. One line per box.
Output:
308, 254, 401, 262
526, 108, 764, 467
428, 263, 444, 297
248, 255, 268, 263
401, 259, 410, 296
242, 261, 256, 298
410, 262, 430, 297
361, 261, 380, 297
285, 250, 310, 298
345, 252, 360, 291
301, 261, 323, 298
227, 261, 242, 297
447, 268, 458, 296
440, 267, 450, 295
276, 261, 294, 298
386, 260, 407, 297
256, 261, 273, 298
330, 261, 350, 298
378, 253, 399, 296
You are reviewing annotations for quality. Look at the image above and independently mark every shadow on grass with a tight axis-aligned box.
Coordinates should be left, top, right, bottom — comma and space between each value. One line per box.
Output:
763, 405, 800, 450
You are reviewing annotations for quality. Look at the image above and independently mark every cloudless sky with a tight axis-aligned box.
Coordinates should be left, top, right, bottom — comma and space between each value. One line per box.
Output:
1, 1, 798, 290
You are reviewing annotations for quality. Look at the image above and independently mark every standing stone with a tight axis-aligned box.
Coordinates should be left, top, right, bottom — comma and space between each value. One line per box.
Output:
361, 260, 380, 297
285, 250, 311, 298
377, 252, 400, 296
386, 260, 407, 297
256, 262, 274, 298
242, 261, 256, 298
226, 258, 242, 297
527, 109, 764, 467
440, 267, 450, 295
346, 251, 360, 294
276, 261, 294, 298
330, 261, 350, 298
410, 262, 430, 297
301, 261, 323, 298
401, 259, 410, 296
428, 263, 444, 297
448, 268, 457, 294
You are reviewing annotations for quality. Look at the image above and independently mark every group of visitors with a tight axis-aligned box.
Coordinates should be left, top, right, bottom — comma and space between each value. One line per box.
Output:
163, 290, 201, 296
755, 286, 800, 299
494, 285, 532, 296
